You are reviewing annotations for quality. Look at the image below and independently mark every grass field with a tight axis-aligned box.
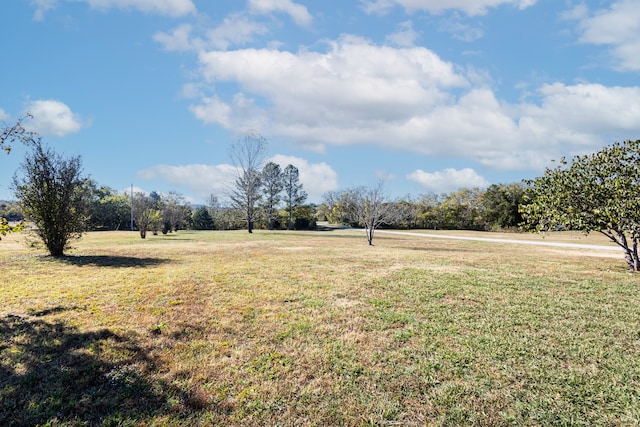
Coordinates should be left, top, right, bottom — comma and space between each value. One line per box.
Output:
1, 228, 639, 426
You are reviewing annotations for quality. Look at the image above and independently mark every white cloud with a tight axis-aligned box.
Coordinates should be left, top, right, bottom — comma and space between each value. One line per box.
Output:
268, 154, 339, 201
193, 35, 467, 142
188, 36, 640, 172
80, 0, 195, 16
407, 168, 490, 193
154, 24, 201, 52
154, 15, 270, 52
0, 109, 9, 121
569, 0, 640, 71
386, 21, 420, 47
136, 164, 237, 200
206, 14, 271, 50
248, 0, 313, 27
361, 0, 536, 16
25, 99, 86, 137
33, 0, 195, 19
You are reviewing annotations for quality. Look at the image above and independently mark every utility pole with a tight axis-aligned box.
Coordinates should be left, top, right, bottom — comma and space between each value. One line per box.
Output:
130, 184, 134, 231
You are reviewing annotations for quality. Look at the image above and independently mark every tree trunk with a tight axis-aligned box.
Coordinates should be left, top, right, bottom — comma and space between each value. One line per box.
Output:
615, 231, 639, 272
248, 220, 253, 233
366, 227, 374, 246
628, 239, 639, 272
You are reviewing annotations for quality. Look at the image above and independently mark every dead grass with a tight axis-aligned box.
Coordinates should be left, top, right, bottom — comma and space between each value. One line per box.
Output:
1, 229, 639, 426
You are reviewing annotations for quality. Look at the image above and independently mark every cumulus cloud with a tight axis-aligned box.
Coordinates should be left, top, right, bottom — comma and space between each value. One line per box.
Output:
192, 35, 468, 146
186, 34, 640, 172
567, 0, 640, 71
136, 164, 237, 200
248, 0, 313, 27
25, 99, 86, 137
361, 0, 536, 16
268, 154, 339, 201
32, 0, 195, 19
407, 168, 490, 193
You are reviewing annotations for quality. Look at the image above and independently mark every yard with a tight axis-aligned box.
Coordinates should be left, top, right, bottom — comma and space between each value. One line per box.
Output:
1, 229, 638, 425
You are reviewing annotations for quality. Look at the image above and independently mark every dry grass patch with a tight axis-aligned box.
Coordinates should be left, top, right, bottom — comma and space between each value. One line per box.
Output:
1, 229, 639, 425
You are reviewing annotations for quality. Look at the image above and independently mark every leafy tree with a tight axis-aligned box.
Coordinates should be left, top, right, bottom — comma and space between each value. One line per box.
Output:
229, 131, 268, 233
208, 194, 243, 230
292, 204, 316, 230
161, 191, 190, 233
439, 188, 485, 230
521, 140, 640, 271
86, 183, 130, 230
414, 193, 443, 229
12, 142, 90, 256
261, 162, 283, 230
132, 192, 160, 239
282, 164, 307, 230
191, 206, 215, 230
481, 183, 526, 230
321, 190, 353, 226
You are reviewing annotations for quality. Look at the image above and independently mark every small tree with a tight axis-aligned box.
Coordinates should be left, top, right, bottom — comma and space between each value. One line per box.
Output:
229, 131, 268, 233
282, 164, 307, 230
161, 191, 189, 233
324, 181, 399, 245
12, 142, 90, 256
261, 162, 283, 230
521, 139, 640, 271
192, 206, 215, 230
132, 192, 160, 239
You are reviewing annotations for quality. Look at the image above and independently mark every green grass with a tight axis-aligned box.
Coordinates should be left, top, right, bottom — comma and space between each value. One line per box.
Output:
1, 229, 639, 426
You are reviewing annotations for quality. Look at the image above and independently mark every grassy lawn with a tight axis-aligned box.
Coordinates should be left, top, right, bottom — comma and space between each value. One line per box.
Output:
1, 229, 639, 426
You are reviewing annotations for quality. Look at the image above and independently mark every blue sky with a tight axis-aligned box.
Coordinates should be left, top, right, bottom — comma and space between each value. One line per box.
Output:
2, 0, 640, 204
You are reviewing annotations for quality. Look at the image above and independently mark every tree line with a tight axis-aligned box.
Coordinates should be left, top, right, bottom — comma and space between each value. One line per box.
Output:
2, 115, 639, 270
1, 129, 314, 254
319, 182, 525, 233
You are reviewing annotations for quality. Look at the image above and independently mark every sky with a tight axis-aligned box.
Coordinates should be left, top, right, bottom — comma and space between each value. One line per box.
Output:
2, 0, 640, 205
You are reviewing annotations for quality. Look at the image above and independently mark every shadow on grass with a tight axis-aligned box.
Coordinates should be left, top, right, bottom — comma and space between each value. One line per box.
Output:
0, 308, 207, 426
53, 255, 170, 268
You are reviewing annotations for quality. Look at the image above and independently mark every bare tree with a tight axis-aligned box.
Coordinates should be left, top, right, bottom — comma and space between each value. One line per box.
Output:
324, 181, 400, 245
1, 113, 37, 154
228, 131, 268, 233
